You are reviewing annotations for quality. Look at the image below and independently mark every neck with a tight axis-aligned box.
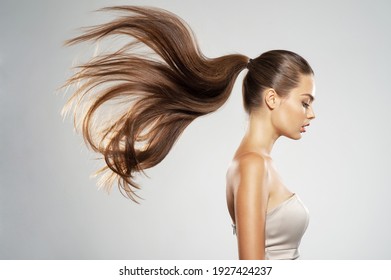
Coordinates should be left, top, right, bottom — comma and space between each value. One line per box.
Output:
239, 110, 279, 157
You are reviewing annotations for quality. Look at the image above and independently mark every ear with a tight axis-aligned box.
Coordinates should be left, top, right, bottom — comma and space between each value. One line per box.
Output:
264, 89, 279, 109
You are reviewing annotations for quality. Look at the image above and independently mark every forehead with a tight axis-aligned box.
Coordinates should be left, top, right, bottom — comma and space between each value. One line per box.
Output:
290, 74, 315, 99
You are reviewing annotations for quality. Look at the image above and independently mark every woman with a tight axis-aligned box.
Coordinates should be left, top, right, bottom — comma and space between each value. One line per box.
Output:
63, 6, 315, 260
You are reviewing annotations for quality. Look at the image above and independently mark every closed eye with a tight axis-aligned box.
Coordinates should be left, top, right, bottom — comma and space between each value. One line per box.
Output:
302, 102, 310, 108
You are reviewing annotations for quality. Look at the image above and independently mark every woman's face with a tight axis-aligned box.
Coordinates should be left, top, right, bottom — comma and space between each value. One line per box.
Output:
272, 74, 316, 140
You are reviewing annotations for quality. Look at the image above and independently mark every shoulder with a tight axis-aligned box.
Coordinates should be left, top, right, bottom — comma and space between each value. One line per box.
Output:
235, 152, 267, 176
236, 152, 267, 172
231, 152, 270, 260
229, 152, 269, 193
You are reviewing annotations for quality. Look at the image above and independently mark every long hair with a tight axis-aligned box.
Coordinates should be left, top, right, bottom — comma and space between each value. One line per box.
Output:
62, 6, 249, 201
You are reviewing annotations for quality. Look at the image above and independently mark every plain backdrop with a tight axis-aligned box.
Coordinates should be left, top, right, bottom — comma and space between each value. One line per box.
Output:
1, 0, 391, 259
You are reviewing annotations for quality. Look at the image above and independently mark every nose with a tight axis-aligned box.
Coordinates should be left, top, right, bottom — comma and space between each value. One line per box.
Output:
307, 106, 316, 120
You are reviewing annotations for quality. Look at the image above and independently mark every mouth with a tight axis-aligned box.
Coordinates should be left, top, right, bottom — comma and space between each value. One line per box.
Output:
300, 123, 310, 133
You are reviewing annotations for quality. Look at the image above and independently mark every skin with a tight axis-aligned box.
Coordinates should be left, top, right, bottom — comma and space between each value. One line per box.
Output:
226, 74, 316, 260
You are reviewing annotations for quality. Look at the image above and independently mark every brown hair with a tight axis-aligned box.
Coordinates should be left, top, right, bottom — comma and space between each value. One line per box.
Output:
243, 51, 314, 113
62, 6, 313, 201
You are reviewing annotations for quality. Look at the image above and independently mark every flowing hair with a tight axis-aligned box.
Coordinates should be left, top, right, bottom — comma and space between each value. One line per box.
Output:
62, 6, 249, 201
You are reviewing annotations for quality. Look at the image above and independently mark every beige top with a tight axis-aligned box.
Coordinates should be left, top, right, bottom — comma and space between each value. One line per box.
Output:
233, 194, 309, 260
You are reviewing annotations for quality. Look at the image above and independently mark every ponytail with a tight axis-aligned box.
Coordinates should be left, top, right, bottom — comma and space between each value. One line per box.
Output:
62, 6, 248, 201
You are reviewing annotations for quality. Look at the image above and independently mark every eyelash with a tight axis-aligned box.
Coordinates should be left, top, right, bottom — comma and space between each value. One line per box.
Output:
302, 102, 310, 108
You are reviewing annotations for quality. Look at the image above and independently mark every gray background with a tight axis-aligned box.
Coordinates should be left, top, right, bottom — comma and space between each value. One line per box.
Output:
1, 0, 390, 259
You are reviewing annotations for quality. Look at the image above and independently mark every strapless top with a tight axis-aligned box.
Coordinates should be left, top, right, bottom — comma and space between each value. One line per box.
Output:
232, 194, 309, 260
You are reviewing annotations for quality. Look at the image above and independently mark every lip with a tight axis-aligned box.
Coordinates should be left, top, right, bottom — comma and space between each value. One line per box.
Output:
300, 123, 310, 133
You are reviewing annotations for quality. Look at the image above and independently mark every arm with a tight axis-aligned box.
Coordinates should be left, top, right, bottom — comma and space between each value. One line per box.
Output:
234, 154, 269, 260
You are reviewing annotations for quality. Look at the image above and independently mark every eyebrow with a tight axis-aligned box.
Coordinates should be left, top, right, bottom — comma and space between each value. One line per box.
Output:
301, 93, 315, 102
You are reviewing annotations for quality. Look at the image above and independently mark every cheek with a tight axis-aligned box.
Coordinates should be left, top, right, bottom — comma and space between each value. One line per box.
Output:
272, 103, 305, 132
281, 102, 304, 121
287, 104, 305, 122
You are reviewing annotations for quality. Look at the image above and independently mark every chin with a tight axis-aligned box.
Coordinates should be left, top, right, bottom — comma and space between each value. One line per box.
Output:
286, 133, 302, 140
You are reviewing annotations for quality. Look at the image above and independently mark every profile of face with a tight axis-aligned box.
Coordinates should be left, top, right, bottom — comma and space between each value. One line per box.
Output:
270, 74, 316, 140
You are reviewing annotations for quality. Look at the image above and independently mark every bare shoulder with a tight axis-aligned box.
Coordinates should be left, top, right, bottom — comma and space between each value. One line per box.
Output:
229, 152, 270, 259
232, 152, 268, 180
236, 152, 267, 171
227, 152, 269, 194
